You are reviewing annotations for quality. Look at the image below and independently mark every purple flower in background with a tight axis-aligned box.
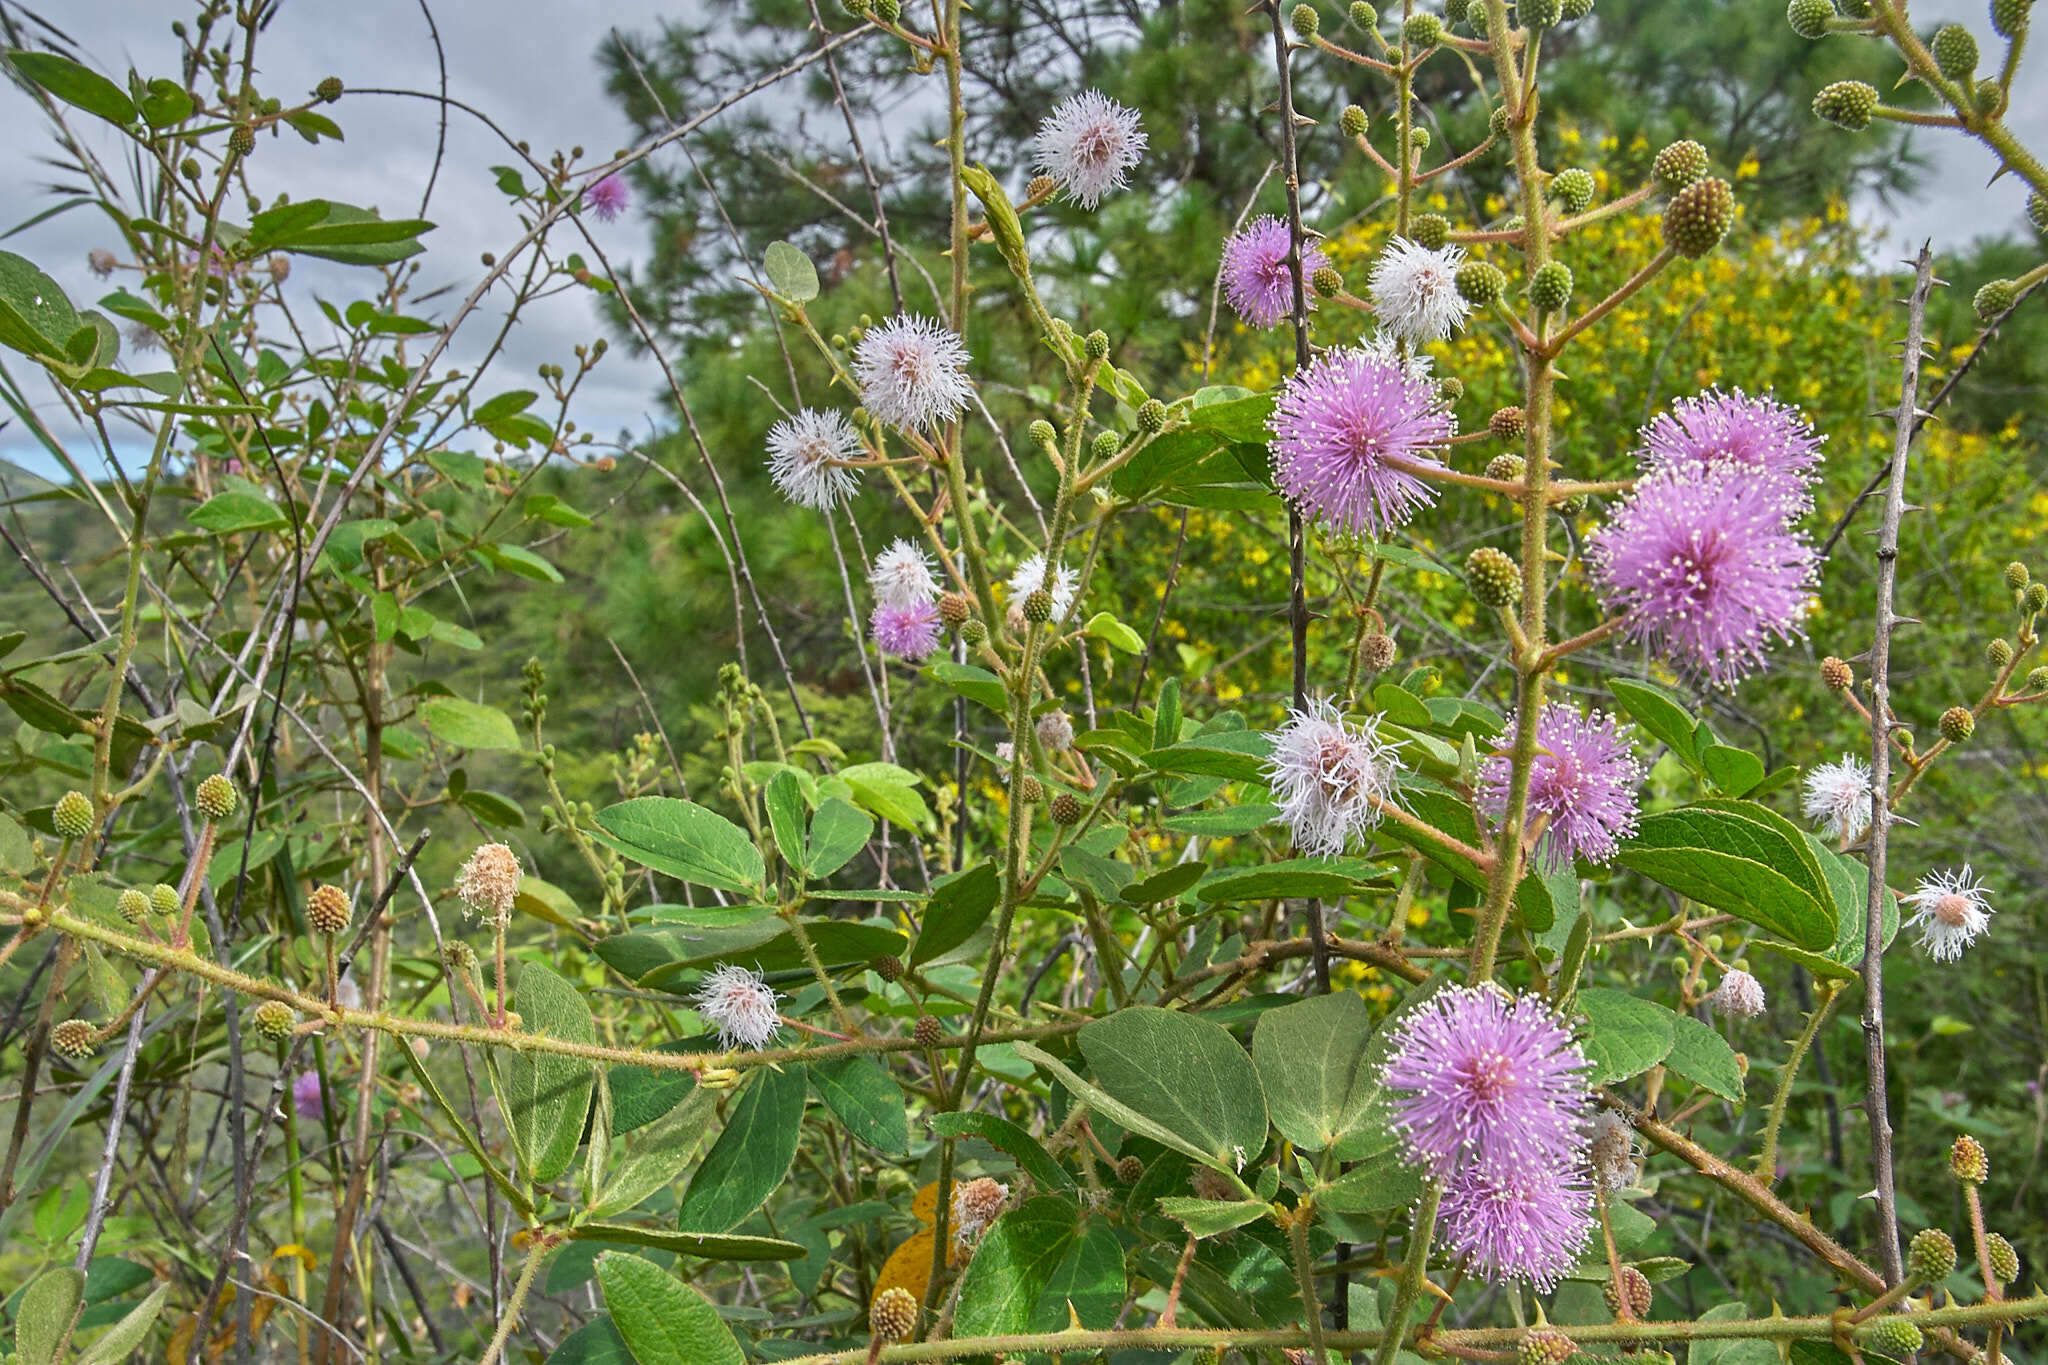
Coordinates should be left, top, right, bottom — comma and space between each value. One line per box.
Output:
872, 601, 943, 661
1269, 345, 1455, 539
1479, 706, 1642, 871
1382, 985, 1592, 1180
1033, 90, 1146, 209
292, 1070, 326, 1122
1586, 467, 1816, 685
584, 173, 629, 222
1434, 1160, 1596, 1290
1220, 215, 1329, 329
1639, 389, 1823, 512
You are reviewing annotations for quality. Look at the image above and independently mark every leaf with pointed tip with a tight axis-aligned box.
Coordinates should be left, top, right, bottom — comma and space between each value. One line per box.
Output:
595, 1253, 745, 1365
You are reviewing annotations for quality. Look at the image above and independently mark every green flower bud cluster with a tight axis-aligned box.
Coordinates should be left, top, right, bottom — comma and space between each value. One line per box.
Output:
1814, 80, 1878, 130
1662, 177, 1735, 257
1467, 546, 1523, 607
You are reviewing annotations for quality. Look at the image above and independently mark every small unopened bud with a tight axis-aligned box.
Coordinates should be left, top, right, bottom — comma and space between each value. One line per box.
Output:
1138, 399, 1168, 433
1050, 792, 1083, 825
1551, 167, 1595, 215
1938, 707, 1975, 745
117, 889, 150, 924
228, 124, 256, 157
1361, 632, 1398, 673
1993, 0, 2031, 36
181, 157, 201, 180
874, 0, 901, 20
1530, 261, 1574, 311
874, 954, 904, 983
1019, 774, 1044, 804
1985, 1232, 2019, 1284
1084, 330, 1110, 360
1603, 1265, 1652, 1320
1408, 126, 1431, 152
2028, 665, 2048, 692
1520, 0, 1563, 25
1402, 11, 1442, 45
1349, 0, 1377, 26
1662, 177, 1735, 258
939, 593, 971, 629
1907, 1227, 1957, 1285
1931, 23, 1978, 78
1022, 588, 1054, 623
197, 773, 239, 822
1292, 2, 1320, 35
1653, 139, 1710, 191
53, 790, 94, 840
253, 1000, 297, 1041
1821, 656, 1853, 691
1411, 212, 1450, 249
1116, 1154, 1145, 1183
1456, 260, 1506, 306
1974, 278, 2018, 323
1973, 78, 2003, 114
2004, 560, 2030, 591
1948, 1133, 1988, 1183
1438, 376, 1464, 402
913, 1014, 942, 1048
1466, 546, 1522, 608
1443, 0, 1470, 19
1027, 418, 1057, 448
1813, 80, 1878, 131
870, 1287, 918, 1343
1988, 637, 2014, 669
1311, 265, 1343, 297
51, 1019, 98, 1061
1517, 1328, 1576, 1365
307, 884, 352, 935
315, 76, 344, 102
1787, 0, 1835, 39
1860, 1318, 1923, 1357
150, 883, 181, 916
962, 618, 989, 645
1091, 431, 1122, 461
2030, 190, 2048, 233
1488, 406, 1528, 442
1487, 453, 1527, 482
1340, 104, 1369, 138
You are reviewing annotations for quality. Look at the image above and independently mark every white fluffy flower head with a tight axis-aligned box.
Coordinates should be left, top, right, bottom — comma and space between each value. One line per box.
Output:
1709, 968, 1767, 1019
1265, 697, 1403, 857
765, 408, 861, 510
695, 964, 782, 1051
1007, 554, 1080, 623
1033, 90, 1146, 210
1904, 865, 1994, 963
854, 315, 974, 432
1036, 710, 1075, 752
1367, 237, 1471, 346
1360, 327, 1437, 383
1802, 755, 1871, 845
871, 538, 941, 608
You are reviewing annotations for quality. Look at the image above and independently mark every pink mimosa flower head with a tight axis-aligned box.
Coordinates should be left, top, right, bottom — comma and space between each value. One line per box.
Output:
1269, 345, 1455, 539
1220, 216, 1330, 329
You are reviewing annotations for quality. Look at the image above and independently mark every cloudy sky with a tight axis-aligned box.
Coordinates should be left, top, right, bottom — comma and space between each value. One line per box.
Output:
0, 0, 2041, 482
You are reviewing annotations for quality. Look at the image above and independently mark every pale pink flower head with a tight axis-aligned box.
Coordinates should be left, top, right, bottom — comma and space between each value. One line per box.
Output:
1802, 755, 1871, 845
87, 248, 117, 278
1903, 865, 1994, 963
766, 409, 861, 510
1382, 984, 1593, 1181
853, 315, 974, 432
1586, 1110, 1641, 1193
1220, 215, 1330, 329
1269, 345, 1455, 539
292, 1070, 326, 1122
1033, 90, 1146, 209
1005, 554, 1080, 627
871, 601, 943, 661
1366, 237, 1471, 346
455, 843, 522, 924
870, 537, 940, 608
1264, 697, 1402, 857
1434, 1161, 1596, 1290
950, 1176, 1010, 1248
1709, 968, 1767, 1019
694, 964, 782, 1051
583, 173, 630, 222
1639, 388, 1823, 513
1479, 706, 1642, 871
1586, 467, 1816, 685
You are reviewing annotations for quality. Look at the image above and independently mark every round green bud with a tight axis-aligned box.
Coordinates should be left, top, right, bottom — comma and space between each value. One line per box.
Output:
1456, 260, 1507, 306
1986, 1232, 2019, 1284
1292, 2, 1320, 35
150, 883, 181, 916
196, 773, 239, 822
1948, 1133, 1988, 1181
843, 0, 871, 17
1403, 11, 1442, 45
1520, 0, 1563, 27
1409, 126, 1431, 151
1116, 1154, 1145, 1183
227, 124, 256, 157
1517, 1328, 1576, 1365
1787, 0, 1836, 39
1049, 792, 1083, 825
2029, 666, 2048, 692
1361, 632, 1398, 672
1444, 0, 1470, 20
1907, 1227, 1957, 1285
1439, 376, 1464, 402
51, 1019, 98, 1061
1551, 167, 1595, 215
2029, 191, 2048, 233
1662, 176, 1735, 258
1340, 104, 1369, 138
874, 953, 905, 983
1023, 588, 1054, 623
1090, 431, 1122, 462
1974, 78, 2003, 114
1992, 0, 2031, 35
1974, 278, 2018, 323
315, 76, 344, 102
1860, 1318, 1923, 1357
1603, 1265, 1652, 1319
874, 0, 901, 20
1939, 706, 1975, 745
1560, 0, 1593, 17
1349, 0, 1377, 26
1988, 637, 2015, 669
1653, 139, 1710, 191
1813, 80, 1878, 130
962, 618, 989, 645
253, 1000, 298, 1042
180, 157, 202, 180
1490, 406, 1528, 440
913, 1013, 942, 1048
1530, 261, 1574, 312
1412, 212, 1451, 249
1466, 546, 1523, 608
1469, 1, 1491, 32
1312, 264, 1344, 297
1027, 418, 1057, 447
1489, 104, 1510, 136
53, 790, 94, 840
1138, 399, 1168, 433
1502, 213, 1526, 233
117, 889, 150, 924
1932, 23, 1978, 78
2027, 582, 2048, 613
1018, 774, 1044, 803
1487, 453, 1527, 482
2004, 560, 2030, 591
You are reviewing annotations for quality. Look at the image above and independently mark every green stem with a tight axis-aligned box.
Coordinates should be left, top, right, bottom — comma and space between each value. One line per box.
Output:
1288, 1210, 1333, 1364
1374, 1180, 1441, 1365
1753, 981, 1841, 1182
475, 1242, 545, 1365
